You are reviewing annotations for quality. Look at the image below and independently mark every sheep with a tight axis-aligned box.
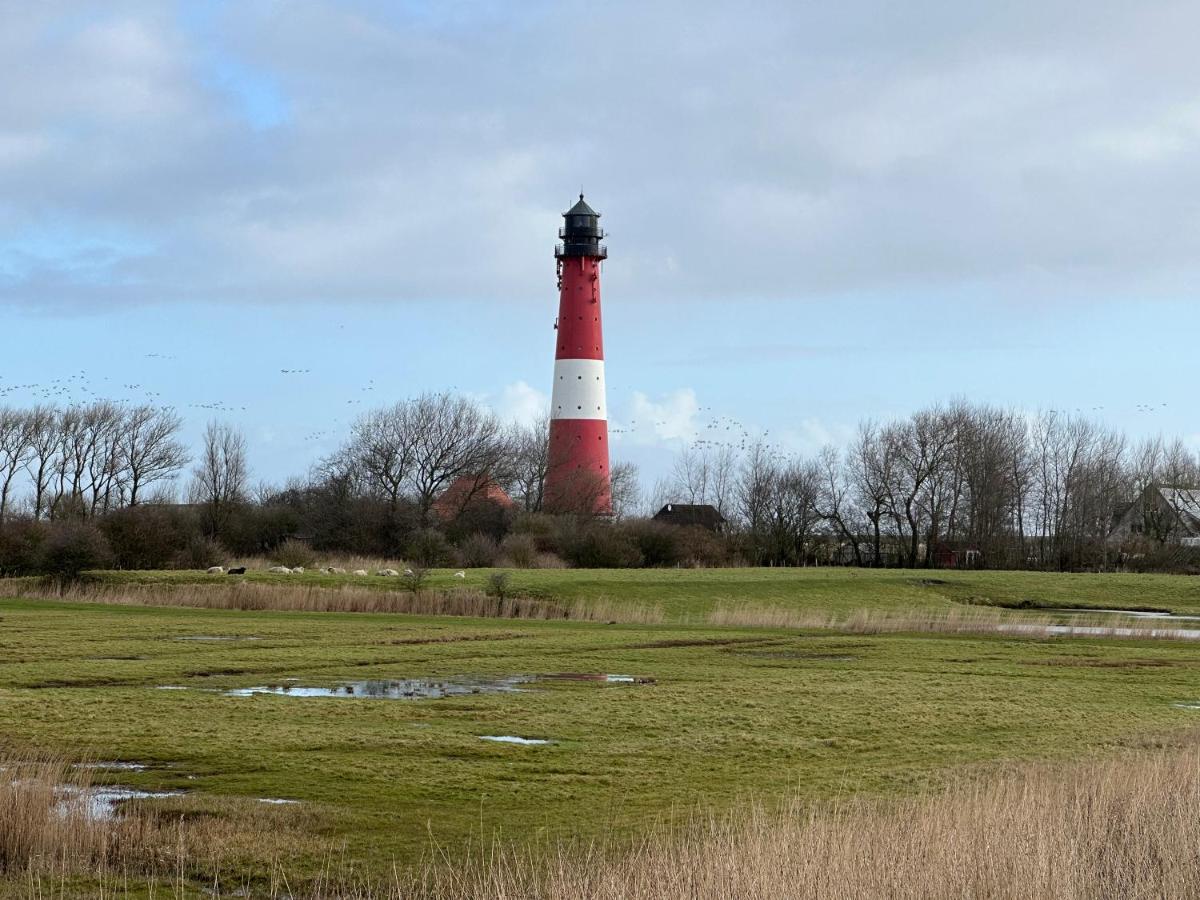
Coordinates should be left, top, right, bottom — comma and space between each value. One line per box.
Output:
453, 571, 466, 579
227, 567, 246, 575
403, 568, 415, 577
206, 566, 224, 575
292, 566, 305, 574
376, 568, 399, 577
352, 569, 368, 577
326, 566, 345, 574
268, 566, 292, 575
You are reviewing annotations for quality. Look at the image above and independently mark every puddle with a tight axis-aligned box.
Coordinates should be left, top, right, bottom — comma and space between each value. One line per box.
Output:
479, 735, 552, 745
1173, 703, 1200, 710
258, 797, 300, 805
225, 676, 535, 699
57, 785, 184, 820
74, 762, 147, 771
541, 673, 654, 684
998, 623, 1200, 640
1044, 608, 1200, 622
156, 685, 189, 690
175, 635, 261, 642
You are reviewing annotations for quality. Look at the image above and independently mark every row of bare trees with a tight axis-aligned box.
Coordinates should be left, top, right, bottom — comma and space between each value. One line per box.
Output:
0, 403, 189, 524
659, 402, 1200, 569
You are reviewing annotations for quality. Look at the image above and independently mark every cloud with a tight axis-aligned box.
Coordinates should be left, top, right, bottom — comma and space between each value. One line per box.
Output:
5, 1, 1200, 308
492, 380, 548, 427
625, 389, 700, 445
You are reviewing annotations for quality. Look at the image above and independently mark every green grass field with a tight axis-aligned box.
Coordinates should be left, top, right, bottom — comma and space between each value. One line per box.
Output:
4, 566, 1200, 889
90, 565, 1200, 618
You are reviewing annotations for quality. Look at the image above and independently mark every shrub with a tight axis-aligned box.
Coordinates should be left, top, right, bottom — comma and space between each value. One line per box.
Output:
173, 535, 228, 570
38, 522, 113, 580
407, 529, 452, 567
510, 512, 562, 554
561, 525, 643, 569
271, 537, 316, 569
400, 565, 428, 594
0, 519, 49, 576
500, 533, 538, 568
625, 520, 682, 567
457, 534, 499, 568
485, 571, 511, 601
99, 505, 193, 570
677, 526, 732, 567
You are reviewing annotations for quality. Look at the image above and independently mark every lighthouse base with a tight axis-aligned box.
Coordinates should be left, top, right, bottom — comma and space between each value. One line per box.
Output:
544, 418, 611, 515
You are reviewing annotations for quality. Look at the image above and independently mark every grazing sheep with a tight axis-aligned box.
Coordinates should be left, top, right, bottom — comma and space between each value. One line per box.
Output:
376, 568, 399, 577
268, 566, 292, 575
206, 566, 224, 575
352, 569, 368, 577
292, 566, 305, 574
326, 566, 345, 574
403, 568, 414, 577
227, 567, 246, 575
453, 571, 466, 579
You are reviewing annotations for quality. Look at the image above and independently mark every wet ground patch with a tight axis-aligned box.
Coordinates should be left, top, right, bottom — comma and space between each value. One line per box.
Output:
1026, 657, 1180, 669
57, 784, 185, 819
479, 735, 552, 746
225, 676, 536, 699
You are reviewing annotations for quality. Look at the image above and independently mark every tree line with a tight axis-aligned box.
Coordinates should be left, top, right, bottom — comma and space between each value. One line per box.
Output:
0, 395, 1195, 574
657, 402, 1200, 570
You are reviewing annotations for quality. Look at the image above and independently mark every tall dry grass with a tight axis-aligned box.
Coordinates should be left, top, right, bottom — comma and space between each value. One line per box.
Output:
708, 603, 1200, 641
397, 738, 1200, 900
1, 749, 322, 897
0, 578, 664, 624
8, 740, 1200, 896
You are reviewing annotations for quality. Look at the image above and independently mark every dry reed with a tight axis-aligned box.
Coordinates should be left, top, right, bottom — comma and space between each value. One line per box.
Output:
394, 737, 1200, 899
708, 603, 1200, 641
0, 578, 664, 624
9, 739, 1200, 896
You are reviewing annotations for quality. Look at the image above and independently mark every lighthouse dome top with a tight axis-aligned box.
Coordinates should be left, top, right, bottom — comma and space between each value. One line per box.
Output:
565, 194, 599, 218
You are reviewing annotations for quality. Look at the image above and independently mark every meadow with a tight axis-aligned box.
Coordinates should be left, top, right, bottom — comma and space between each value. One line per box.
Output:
2, 567, 1200, 896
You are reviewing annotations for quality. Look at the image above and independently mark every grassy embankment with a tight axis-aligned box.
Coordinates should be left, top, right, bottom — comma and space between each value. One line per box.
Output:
2, 567, 1200, 893
75, 565, 1200, 619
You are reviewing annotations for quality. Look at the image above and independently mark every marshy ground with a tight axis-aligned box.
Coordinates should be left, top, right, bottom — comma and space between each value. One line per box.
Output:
2, 567, 1200, 896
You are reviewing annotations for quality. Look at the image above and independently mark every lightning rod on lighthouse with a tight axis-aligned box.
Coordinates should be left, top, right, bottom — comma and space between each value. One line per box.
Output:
544, 194, 611, 515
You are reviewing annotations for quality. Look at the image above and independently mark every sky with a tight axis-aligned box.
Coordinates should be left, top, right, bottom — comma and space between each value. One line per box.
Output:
1, 0, 1197, 493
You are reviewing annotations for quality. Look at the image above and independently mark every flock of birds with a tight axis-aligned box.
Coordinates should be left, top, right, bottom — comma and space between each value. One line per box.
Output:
0, 363, 1182, 462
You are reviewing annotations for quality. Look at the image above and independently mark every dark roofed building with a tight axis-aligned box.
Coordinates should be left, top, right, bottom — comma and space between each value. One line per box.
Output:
1108, 484, 1200, 547
652, 503, 727, 533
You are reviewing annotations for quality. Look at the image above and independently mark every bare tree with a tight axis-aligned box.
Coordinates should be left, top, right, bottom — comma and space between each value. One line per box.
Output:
190, 421, 249, 537
122, 405, 188, 506
0, 408, 35, 524
506, 416, 550, 513
609, 460, 641, 520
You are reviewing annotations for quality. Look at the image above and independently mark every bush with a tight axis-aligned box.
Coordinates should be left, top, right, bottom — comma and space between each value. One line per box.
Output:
174, 535, 228, 570
0, 520, 49, 576
561, 525, 643, 569
676, 526, 732, 567
407, 529, 452, 567
271, 537, 316, 569
457, 533, 499, 568
500, 533, 538, 568
485, 571, 511, 601
99, 505, 194, 570
625, 520, 682, 567
39, 522, 113, 580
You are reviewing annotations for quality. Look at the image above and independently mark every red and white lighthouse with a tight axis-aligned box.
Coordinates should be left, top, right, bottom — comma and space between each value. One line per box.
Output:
544, 195, 611, 515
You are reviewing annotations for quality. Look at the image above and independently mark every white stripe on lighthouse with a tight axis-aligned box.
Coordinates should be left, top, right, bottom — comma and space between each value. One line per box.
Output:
550, 359, 607, 420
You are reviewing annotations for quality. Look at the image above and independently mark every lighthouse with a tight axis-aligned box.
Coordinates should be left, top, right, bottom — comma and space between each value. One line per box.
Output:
544, 195, 611, 515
